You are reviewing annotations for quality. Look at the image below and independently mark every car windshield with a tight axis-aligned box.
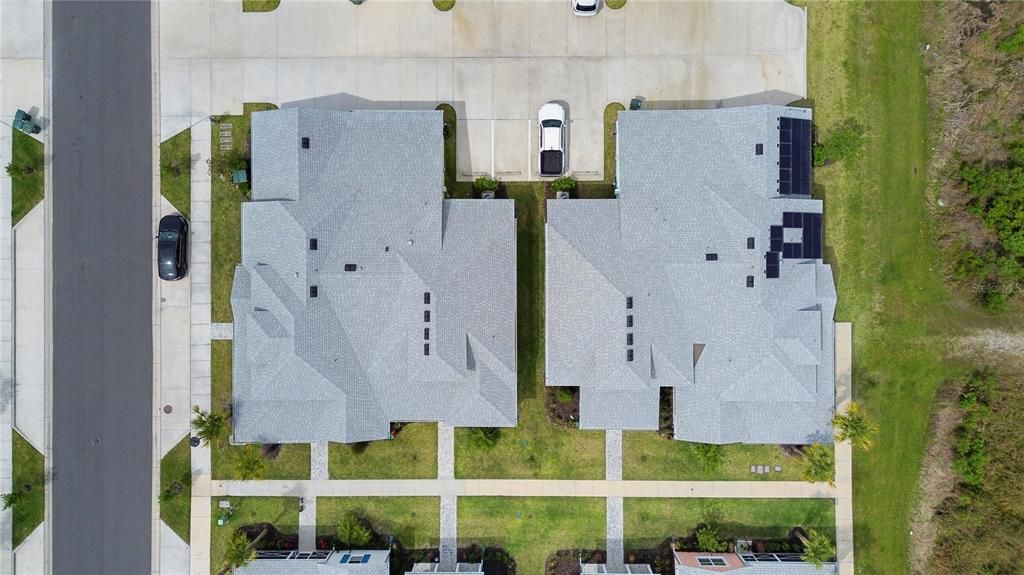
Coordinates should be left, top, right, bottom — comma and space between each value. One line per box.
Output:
541, 119, 562, 128
576, 2, 596, 11
158, 230, 178, 244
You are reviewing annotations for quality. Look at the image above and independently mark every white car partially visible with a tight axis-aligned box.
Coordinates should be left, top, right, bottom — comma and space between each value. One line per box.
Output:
571, 0, 600, 16
538, 102, 567, 177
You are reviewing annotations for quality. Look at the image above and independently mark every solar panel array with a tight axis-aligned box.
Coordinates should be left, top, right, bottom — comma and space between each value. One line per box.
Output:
764, 211, 823, 278
778, 117, 812, 196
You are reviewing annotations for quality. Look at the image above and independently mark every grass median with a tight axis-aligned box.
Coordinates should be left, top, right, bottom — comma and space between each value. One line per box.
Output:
11, 431, 44, 549
160, 434, 192, 542
160, 128, 191, 216
10, 129, 44, 226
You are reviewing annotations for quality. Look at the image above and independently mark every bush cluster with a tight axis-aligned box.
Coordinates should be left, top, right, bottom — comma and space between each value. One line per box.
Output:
953, 371, 996, 491
812, 119, 864, 167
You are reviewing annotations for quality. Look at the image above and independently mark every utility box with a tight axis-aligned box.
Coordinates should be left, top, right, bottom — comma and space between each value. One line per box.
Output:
13, 109, 41, 134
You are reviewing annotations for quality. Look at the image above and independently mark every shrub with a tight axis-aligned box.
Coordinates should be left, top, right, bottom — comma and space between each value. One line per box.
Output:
336, 513, 372, 548
800, 444, 835, 486
692, 443, 724, 473
959, 163, 1024, 258
474, 176, 499, 193
552, 176, 576, 194
812, 119, 864, 167
191, 406, 231, 448
798, 530, 835, 568
556, 387, 574, 404
831, 402, 879, 451
695, 526, 727, 553
237, 445, 267, 480
1, 491, 26, 510
953, 371, 996, 491
468, 427, 501, 449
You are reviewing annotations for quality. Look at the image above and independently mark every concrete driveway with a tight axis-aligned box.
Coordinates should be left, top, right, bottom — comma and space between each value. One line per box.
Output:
160, 0, 806, 181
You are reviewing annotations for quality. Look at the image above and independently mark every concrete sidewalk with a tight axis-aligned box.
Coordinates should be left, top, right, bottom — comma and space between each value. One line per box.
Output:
212, 478, 835, 499
834, 322, 854, 575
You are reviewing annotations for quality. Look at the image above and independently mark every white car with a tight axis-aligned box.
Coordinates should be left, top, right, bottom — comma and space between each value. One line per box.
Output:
538, 102, 567, 177
572, 0, 600, 16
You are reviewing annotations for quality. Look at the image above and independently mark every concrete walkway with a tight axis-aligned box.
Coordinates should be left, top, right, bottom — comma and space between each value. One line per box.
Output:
439, 496, 457, 571
438, 422, 454, 480
311, 442, 328, 481
606, 430, 622, 481
834, 322, 854, 575
12, 524, 43, 575
188, 120, 214, 575
13, 205, 44, 452
606, 497, 623, 570
212, 479, 835, 499
298, 496, 317, 551
210, 323, 232, 340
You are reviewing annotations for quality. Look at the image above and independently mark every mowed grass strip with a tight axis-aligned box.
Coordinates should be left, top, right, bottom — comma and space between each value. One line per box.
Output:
160, 434, 192, 542
622, 433, 810, 481
160, 128, 191, 216
624, 498, 836, 551
459, 497, 606, 575
329, 423, 438, 479
211, 340, 310, 479
11, 431, 45, 549
210, 496, 298, 574
211, 103, 276, 323
10, 129, 44, 225
317, 497, 439, 549
805, 2, 974, 572
455, 183, 605, 479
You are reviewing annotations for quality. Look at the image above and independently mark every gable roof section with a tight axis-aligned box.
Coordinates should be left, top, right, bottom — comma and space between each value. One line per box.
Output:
232, 109, 517, 443
545, 106, 836, 445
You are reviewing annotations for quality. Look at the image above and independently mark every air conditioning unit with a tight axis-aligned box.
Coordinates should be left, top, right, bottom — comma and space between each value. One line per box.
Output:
556, 191, 570, 200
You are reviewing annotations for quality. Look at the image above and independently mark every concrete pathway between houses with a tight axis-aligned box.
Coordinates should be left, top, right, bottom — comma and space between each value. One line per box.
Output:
606, 430, 622, 481
299, 496, 317, 551
606, 497, 623, 570
834, 322, 855, 575
439, 496, 457, 571
438, 422, 454, 480
311, 442, 329, 481
211, 479, 835, 499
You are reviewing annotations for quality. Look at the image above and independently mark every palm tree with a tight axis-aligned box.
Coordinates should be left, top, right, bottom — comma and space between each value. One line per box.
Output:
191, 406, 230, 448
832, 402, 879, 451
221, 528, 267, 573
336, 512, 372, 549
800, 444, 835, 487
236, 445, 266, 480
798, 529, 835, 569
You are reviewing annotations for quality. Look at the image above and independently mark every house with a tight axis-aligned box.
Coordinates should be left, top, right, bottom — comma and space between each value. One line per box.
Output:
231, 108, 517, 444
407, 561, 485, 573
674, 550, 837, 574
545, 106, 836, 445
235, 549, 390, 574
581, 561, 655, 573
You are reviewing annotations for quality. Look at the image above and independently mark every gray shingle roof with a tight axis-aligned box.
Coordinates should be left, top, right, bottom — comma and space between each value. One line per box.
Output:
236, 551, 389, 575
545, 106, 836, 445
675, 563, 837, 575
232, 109, 517, 444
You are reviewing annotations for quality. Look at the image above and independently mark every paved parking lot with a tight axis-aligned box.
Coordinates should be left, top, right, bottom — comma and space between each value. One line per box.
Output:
160, 0, 805, 180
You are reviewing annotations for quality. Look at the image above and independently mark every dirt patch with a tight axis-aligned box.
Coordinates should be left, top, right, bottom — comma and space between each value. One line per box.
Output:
908, 382, 963, 575
948, 329, 1024, 370
545, 387, 580, 428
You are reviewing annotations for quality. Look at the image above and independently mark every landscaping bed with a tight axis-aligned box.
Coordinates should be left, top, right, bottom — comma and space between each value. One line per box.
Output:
160, 128, 191, 216
317, 497, 439, 573
211, 340, 310, 479
459, 497, 606, 575
328, 423, 437, 479
160, 434, 192, 542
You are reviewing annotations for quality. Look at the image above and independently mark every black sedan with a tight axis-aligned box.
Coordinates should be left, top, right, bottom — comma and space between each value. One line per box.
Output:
157, 214, 189, 281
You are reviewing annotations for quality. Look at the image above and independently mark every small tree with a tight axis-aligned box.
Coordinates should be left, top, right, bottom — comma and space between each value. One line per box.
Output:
832, 402, 878, 451
237, 445, 266, 480
693, 443, 724, 473
800, 444, 835, 487
551, 176, 576, 194
192, 406, 231, 448
695, 525, 727, 553
222, 528, 266, 572
1, 491, 26, 510
336, 512, 372, 549
474, 176, 500, 194
798, 529, 835, 569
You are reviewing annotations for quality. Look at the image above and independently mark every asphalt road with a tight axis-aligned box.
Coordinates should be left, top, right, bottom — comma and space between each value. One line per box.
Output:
52, 2, 154, 573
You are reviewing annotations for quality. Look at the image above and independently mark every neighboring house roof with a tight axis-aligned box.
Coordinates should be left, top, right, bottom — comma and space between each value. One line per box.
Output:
673, 552, 837, 574
545, 106, 836, 444
232, 108, 517, 444
236, 550, 389, 575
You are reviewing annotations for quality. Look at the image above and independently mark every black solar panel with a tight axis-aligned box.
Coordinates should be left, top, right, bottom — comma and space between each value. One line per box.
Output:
778, 117, 812, 195
782, 242, 803, 259
802, 212, 823, 259
765, 251, 780, 279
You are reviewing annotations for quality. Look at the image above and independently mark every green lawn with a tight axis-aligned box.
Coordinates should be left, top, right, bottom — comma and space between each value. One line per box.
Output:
803, 2, 991, 572
329, 423, 437, 479
160, 129, 191, 216
624, 498, 835, 551
160, 434, 192, 542
211, 340, 310, 479
210, 496, 298, 574
455, 183, 606, 479
242, 0, 279, 12
317, 497, 439, 549
10, 129, 44, 225
459, 497, 606, 575
11, 431, 44, 549
211, 103, 277, 323
623, 433, 810, 481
